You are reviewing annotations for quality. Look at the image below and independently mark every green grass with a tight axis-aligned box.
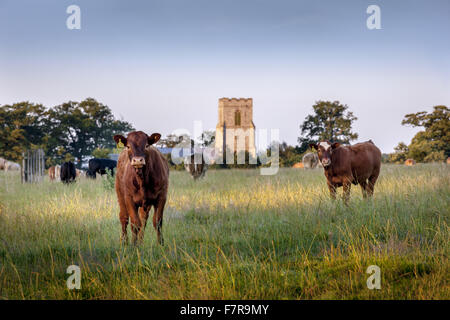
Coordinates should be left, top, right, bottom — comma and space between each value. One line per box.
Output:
0, 164, 448, 299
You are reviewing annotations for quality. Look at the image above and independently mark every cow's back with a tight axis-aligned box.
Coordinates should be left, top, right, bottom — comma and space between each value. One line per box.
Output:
348, 142, 381, 181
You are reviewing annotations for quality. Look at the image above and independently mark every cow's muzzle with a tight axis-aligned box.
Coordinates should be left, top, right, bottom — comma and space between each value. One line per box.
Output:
131, 156, 146, 168
322, 159, 331, 167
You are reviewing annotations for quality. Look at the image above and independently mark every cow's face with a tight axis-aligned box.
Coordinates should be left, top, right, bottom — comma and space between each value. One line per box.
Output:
309, 141, 340, 167
114, 131, 161, 169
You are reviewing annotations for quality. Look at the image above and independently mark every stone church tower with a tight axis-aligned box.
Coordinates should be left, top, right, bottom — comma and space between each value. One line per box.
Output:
215, 98, 256, 159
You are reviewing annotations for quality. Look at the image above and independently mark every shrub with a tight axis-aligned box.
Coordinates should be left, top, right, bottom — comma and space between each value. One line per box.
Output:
102, 168, 116, 191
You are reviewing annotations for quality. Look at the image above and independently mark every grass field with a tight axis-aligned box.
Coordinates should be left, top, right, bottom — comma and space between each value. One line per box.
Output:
0, 164, 448, 299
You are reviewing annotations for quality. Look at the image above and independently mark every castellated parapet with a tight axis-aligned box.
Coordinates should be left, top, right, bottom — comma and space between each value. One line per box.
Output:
215, 98, 256, 160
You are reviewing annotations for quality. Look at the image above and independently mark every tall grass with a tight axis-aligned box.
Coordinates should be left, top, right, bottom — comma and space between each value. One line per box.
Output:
0, 164, 448, 299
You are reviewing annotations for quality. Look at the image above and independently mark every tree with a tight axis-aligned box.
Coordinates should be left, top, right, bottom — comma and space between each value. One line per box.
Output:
157, 133, 188, 148
92, 148, 112, 159
298, 100, 358, 153
155, 133, 191, 170
401, 105, 449, 162
388, 142, 409, 163
266, 141, 303, 167
0, 98, 134, 167
44, 98, 134, 166
0, 102, 47, 162
198, 130, 215, 147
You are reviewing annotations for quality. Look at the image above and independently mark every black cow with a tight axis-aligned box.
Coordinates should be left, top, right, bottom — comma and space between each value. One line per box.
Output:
86, 158, 117, 179
60, 161, 76, 184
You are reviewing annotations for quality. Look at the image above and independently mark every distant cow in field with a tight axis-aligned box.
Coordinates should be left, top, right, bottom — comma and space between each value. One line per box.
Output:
86, 158, 117, 178
1, 158, 20, 171
48, 166, 56, 181
184, 152, 208, 180
309, 140, 381, 202
405, 159, 416, 166
292, 162, 304, 168
76, 169, 85, 178
55, 165, 61, 180
0, 158, 6, 170
60, 161, 76, 183
302, 152, 319, 169
447, 157, 450, 165
113, 131, 169, 245
4, 161, 20, 171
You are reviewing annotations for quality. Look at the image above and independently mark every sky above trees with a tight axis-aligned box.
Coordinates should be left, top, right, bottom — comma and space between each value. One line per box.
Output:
1, 0, 449, 152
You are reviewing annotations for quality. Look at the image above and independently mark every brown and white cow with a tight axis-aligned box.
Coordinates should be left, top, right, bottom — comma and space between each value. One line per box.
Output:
76, 169, 85, 178
309, 140, 381, 202
113, 131, 169, 245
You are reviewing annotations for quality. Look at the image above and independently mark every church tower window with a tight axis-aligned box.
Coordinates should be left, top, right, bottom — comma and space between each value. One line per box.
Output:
235, 110, 241, 126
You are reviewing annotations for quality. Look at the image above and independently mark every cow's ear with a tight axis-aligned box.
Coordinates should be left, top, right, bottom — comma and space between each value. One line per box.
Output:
114, 135, 127, 147
331, 142, 341, 149
148, 133, 161, 145
309, 143, 318, 151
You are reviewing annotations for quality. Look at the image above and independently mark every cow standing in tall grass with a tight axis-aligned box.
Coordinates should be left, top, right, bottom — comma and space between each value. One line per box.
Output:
310, 140, 381, 202
114, 131, 169, 245
60, 161, 76, 183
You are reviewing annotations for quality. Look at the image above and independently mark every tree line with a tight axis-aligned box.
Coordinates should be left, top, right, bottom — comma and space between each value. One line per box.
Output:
261, 100, 360, 167
1, 97, 447, 169
388, 105, 449, 163
0, 98, 134, 167
271, 101, 449, 166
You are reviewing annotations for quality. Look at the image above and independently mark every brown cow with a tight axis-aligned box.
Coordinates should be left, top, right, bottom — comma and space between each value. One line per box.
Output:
309, 140, 381, 202
48, 166, 56, 181
113, 131, 169, 245
405, 159, 416, 166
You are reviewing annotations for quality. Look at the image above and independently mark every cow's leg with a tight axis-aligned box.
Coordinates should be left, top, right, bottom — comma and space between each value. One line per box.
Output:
117, 195, 129, 245
359, 180, 368, 198
367, 170, 380, 197
342, 181, 351, 204
153, 197, 166, 245
127, 201, 141, 246
327, 182, 336, 200
137, 205, 151, 244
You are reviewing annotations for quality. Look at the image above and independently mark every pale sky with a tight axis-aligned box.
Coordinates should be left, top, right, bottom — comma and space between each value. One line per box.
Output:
1, 0, 449, 152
